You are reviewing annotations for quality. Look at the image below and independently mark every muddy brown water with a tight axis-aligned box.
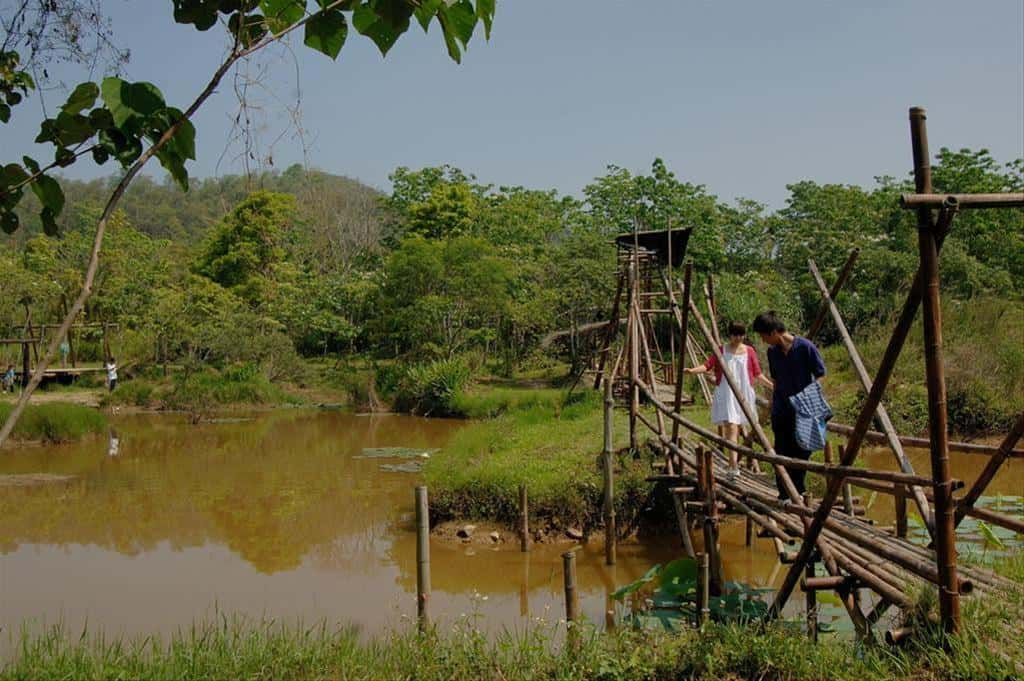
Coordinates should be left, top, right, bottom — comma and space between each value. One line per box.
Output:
0, 409, 1020, 649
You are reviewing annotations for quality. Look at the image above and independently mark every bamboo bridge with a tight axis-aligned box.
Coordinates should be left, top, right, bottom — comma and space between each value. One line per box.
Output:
593, 107, 1024, 644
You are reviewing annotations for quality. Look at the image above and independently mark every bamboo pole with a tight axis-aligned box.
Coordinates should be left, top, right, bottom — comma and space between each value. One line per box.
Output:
702, 447, 724, 595
911, 106, 960, 636
806, 493, 818, 643
806, 247, 860, 342
808, 259, 936, 537
900, 192, 1024, 209
671, 262, 693, 445
955, 411, 1024, 527
627, 264, 639, 452
704, 278, 721, 347
519, 484, 530, 553
824, 421, 1024, 458
563, 551, 579, 623
415, 485, 431, 629
603, 379, 616, 565
697, 552, 710, 626
593, 271, 625, 390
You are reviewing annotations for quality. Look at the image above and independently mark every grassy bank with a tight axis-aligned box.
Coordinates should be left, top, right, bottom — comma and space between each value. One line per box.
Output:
5, 582, 1022, 681
0, 402, 106, 443
425, 389, 660, 533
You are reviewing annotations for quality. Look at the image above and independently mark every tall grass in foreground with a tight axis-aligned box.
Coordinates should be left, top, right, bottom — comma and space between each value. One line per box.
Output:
0, 402, 106, 443
4, 602, 1022, 681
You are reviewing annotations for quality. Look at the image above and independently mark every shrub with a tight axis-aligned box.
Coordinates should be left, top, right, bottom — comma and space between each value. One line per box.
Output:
162, 364, 295, 417
393, 358, 472, 416
102, 379, 158, 408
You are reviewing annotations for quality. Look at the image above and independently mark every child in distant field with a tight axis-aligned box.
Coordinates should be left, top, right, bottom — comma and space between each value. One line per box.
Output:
2, 364, 15, 393
684, 321, 773, 479
105, 358, 118, 392
59, 339, 70, 367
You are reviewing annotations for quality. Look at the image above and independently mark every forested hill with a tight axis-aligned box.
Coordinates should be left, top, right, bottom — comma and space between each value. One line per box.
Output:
11, 163, 385, 248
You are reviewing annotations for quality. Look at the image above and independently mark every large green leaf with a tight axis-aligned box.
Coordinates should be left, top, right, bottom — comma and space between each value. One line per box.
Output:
101, 78, 167, 130
53, 111, 95, 146
610, 563, 661, 601
304, 9, 347, 59
229, 11, 270, 47
476, 0, 494, 39
30, 174, 65, 216
39, 206, 59, 236
654, 558, 698, 600
260, 0, 306, 34
352, 2, 408, 56
173, 0, 221, 30
61, 82, 99, 116
441, 0, 476, 46
0, 210, 18, 234
413, 0, 442, 31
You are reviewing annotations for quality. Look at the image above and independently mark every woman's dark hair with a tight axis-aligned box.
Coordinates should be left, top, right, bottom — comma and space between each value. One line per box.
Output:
752, 311, 786, 334
727, 321, 746, 337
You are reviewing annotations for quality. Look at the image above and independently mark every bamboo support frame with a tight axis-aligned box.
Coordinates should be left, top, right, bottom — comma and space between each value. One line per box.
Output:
808, 258, 936, 538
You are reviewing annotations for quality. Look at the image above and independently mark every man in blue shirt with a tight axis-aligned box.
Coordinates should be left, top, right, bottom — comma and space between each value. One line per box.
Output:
752, 311, 826, 500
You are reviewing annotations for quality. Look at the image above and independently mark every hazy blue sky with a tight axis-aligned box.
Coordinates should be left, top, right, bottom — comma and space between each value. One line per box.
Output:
4, 1, 1023, 207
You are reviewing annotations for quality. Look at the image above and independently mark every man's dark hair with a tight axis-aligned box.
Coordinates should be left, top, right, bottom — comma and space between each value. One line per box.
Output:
727, 321, 746, 337
752, 311, 786, 334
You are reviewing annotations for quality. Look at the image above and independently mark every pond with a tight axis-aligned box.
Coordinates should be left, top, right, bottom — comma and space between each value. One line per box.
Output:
0, 410, 1019, 649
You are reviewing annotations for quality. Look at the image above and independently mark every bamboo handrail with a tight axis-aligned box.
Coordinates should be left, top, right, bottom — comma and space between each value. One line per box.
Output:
635, 379, 945, 488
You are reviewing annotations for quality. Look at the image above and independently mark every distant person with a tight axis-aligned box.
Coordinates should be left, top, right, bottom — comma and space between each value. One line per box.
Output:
59, 339, 70, 367
684, 321, 773, 479
751, 311, 826, 500
105, 358, 118, 392
2, 364, 14, 393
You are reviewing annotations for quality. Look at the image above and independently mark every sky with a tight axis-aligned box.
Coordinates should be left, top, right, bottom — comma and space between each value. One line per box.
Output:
3, 1, 1023, 208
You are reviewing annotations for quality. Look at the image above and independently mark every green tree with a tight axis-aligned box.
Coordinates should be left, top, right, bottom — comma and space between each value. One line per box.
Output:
0, 0, 497, 446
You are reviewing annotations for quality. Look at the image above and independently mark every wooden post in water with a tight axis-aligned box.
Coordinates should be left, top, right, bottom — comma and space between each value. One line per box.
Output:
804, 493, 819, 642
562, 551, 579, 624
519, 484, 530, 552
895, 484, 908, 539
415, 485, 431, 630
697, 552, 710, 626
701, 447, 724, 595
745, 514, 753, 547
603, 379, 617, 565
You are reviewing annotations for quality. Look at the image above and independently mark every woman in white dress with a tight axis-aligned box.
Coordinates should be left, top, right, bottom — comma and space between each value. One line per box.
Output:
684, 321, 773, 478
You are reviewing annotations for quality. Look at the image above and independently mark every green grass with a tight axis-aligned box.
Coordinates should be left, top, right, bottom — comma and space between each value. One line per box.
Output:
425, 390, 658, 531
450, 386, 567, 418
5, 596, 1023, 681
0, 402, 107, 443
